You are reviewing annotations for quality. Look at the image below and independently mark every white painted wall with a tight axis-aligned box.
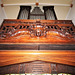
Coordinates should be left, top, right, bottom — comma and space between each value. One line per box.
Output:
66, 0, 75, 25
2, 0, 72, 20
4, 5, 70, 20
0, 0, 7, 26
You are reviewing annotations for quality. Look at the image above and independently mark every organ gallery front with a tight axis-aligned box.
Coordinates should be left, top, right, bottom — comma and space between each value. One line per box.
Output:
0, 5, 75, 75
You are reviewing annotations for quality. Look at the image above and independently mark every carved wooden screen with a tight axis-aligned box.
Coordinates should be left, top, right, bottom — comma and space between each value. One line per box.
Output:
43, 6, 57, 20
0, 19, 75, 44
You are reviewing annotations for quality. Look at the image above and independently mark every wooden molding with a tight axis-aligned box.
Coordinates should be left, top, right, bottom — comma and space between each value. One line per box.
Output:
0, 50, 75, 67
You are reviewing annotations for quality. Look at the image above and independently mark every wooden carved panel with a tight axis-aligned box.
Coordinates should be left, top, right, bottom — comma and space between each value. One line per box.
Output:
0, 61, 75, 74
25, 62, 51, 74
51, 64, 57, 74
0, 19, 75, 43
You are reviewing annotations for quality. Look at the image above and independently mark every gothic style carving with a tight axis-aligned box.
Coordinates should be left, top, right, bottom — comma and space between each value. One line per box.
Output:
0, 19, 75, 43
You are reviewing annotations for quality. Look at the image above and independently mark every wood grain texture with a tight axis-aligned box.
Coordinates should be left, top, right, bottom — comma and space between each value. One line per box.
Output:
0, 19, 75, 43
0, 19, 75, 74
0, 44, 75, 50
0, 61, 75, 74
0, 50, 75, 67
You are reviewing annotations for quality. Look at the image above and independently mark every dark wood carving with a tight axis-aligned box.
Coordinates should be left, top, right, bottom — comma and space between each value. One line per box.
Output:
0, 19, 75, 43
25, 62, 51, 74
0, 61, 75, 74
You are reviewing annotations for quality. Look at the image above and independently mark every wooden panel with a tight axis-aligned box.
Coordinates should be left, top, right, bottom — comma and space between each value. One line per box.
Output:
57, 64, 75, 74
0, 44, 38, 50
0, 61, 75, 74
19, 63, 25, 73
0, 50, 75, 67
25, 63, 51, 74
51, 64, 57, 74
0, 64, 19, 74
0, 44, 75, 50
39, 44, 75, 50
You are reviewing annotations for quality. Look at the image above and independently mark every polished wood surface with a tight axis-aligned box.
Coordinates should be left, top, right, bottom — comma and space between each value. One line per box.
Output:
0, 44, 75, 50
0, 19, 75, 72
0, 50, 75, 67
0, 61, 75, 74
0, 19, 75, 43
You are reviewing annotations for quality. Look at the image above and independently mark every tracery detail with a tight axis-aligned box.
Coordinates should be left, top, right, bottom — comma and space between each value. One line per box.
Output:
0, 19, 75, 43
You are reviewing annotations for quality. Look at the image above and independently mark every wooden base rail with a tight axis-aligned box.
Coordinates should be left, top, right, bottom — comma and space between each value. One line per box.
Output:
0, 50, 75, 67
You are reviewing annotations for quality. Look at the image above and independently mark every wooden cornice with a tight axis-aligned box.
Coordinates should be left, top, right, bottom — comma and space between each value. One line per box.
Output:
0, 50, 75, 67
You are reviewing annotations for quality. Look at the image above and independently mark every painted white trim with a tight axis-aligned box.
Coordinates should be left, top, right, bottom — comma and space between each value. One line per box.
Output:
3, 3, 71, 7
39, 3, 70, 7
3, 3, 35, 6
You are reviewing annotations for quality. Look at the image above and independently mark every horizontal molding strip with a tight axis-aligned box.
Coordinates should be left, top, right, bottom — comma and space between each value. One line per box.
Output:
0, 50, 75, 67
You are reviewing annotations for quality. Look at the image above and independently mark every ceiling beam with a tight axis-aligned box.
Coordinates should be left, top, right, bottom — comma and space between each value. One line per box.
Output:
0, 3, 71, 7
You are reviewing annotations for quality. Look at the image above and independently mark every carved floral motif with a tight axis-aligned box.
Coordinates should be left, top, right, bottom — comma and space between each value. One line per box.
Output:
0, 19, 75, 43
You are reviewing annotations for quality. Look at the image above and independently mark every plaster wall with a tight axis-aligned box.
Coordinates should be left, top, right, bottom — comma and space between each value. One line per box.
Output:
66, 0, 75, 25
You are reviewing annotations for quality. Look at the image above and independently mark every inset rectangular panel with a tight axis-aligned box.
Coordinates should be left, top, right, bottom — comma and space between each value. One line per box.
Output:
25, 63, 51, 74
39, 44, 75, 50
